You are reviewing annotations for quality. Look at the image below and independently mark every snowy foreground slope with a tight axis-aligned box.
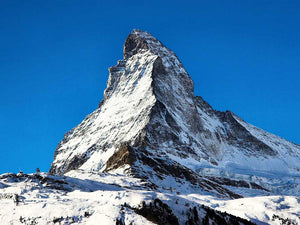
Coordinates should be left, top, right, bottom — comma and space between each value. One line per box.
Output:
0, 172, 299, 225
1, 30, 300, 224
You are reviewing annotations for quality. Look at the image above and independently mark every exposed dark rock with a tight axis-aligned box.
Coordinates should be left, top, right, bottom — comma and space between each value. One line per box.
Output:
200, 204, 255, 225
124, 199, 255, 225
272, 214, 297, 225
208, 176, 269, 191
131, 199, 179, 225
105, 144, 136, 172
137, 151, 242, 199
124, 30, 150, 59
216, 111, 276, 156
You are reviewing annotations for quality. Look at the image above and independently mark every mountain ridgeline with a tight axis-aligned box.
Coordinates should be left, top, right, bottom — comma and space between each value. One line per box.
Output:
50, 29, 300, 198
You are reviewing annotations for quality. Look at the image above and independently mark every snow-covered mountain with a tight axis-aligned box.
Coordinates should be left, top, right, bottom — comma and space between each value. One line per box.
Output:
50, 29, 300, 196
1, 29, 300, 224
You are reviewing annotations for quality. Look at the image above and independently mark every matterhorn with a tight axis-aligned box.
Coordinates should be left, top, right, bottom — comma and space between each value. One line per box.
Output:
1, 30, 300, 225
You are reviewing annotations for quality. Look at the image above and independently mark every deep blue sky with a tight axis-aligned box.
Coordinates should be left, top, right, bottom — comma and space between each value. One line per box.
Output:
0, 0, 299, 174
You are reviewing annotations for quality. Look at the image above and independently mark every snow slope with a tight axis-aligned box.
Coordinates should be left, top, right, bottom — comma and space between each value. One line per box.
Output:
0, 172, 299, 225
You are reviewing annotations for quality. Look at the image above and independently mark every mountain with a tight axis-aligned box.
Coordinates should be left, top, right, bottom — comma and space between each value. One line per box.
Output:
50, 29, 300, 196
1, 29, 300, 225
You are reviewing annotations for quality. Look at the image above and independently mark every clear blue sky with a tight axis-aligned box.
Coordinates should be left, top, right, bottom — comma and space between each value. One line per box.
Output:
0, 0, 299, 174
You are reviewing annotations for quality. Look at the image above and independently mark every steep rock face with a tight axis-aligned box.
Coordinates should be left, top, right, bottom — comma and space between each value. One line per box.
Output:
50, 30, 300, 196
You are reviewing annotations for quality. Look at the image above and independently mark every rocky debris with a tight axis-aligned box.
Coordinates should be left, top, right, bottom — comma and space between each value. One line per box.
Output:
272, 214, 297, 225
18, 215, 86, 225
0, 172, 72, 192
208, 176, 269, 192
0, 193, 21, 205
19, 216, 41, 225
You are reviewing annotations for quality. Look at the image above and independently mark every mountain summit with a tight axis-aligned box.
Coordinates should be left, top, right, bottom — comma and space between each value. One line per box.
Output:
50, 29, 300, 197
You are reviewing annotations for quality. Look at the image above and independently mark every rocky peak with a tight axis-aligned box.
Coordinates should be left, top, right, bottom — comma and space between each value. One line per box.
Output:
104, 29, 194, 111
123, 29, 151, 59
50, 30, 300, 198
123, 29, 194, 93
123, 29, 167, 59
